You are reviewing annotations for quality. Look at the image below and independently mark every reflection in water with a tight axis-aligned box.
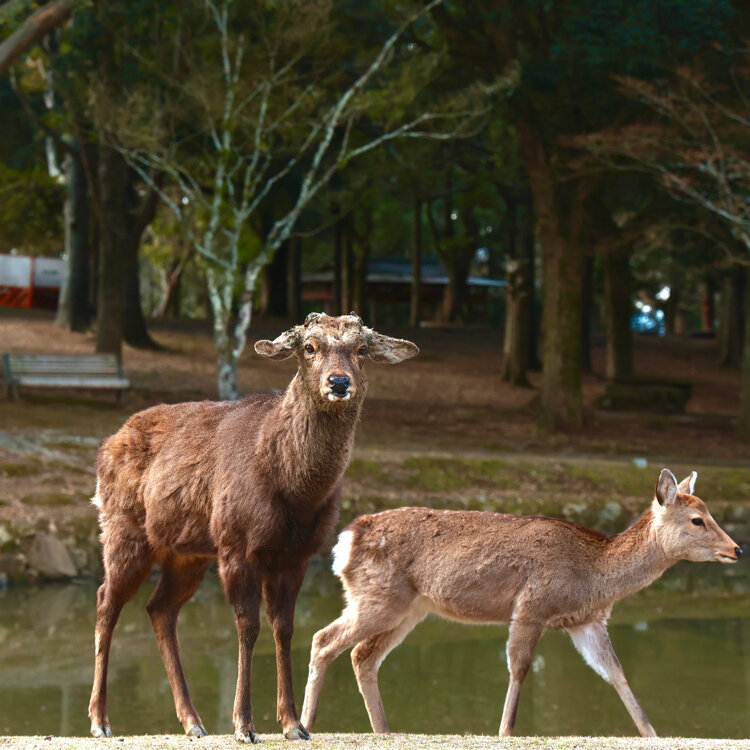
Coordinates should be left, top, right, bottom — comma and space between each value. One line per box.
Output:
0, 560, 748, 738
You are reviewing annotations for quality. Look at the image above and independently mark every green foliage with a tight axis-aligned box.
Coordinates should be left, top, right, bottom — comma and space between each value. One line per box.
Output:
552, 0, 733, 72
0, 163, 64, 253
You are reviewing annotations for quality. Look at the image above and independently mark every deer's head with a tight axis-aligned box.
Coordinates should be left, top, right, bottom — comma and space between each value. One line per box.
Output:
255, 312, 418, 408
652, 469, 742, 564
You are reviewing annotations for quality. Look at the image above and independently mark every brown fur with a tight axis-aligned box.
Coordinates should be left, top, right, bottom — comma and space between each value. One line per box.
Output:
301, 469, 741, 738
87, 313, 418, 743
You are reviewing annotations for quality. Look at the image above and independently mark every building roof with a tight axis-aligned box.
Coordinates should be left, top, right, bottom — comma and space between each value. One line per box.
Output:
303, 256, 506, 288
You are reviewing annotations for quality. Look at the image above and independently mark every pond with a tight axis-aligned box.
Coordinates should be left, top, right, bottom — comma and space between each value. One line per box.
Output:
0, 559, 748, 739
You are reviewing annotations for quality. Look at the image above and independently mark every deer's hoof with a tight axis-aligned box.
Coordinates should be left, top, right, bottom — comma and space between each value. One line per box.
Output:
91, 725, 113, 738
187, 724, 207, 737
284, 726, 310, 741
235, 729, 260, 744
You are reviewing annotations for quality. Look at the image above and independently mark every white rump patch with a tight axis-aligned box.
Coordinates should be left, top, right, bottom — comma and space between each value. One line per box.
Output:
567, 624, 611, 683
91, 480, 102, 508
331, 529, 354, 577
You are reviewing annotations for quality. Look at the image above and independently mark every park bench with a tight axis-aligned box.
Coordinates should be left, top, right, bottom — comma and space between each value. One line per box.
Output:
3, 353, 130, 401
598, 376, 692, 414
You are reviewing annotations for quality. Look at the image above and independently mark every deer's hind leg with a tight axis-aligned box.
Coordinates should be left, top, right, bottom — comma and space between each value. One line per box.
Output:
567, 621, 657, 737
89, 514, 155, 738
300, 598, 414, 732
351, 606, 427, 733
499, 617, 544, 737
147, 555, 212, 737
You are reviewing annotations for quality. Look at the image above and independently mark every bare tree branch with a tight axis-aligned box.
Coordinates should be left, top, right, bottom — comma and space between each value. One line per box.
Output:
0, 0, 77, 76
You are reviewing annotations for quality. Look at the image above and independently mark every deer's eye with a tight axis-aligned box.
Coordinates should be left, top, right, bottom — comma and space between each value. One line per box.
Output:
358, 345, 367, 356
304, 344, 315, 354
691, 517, 704, 527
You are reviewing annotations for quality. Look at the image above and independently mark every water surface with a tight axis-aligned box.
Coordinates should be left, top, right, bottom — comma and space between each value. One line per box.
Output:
0, 561, 748, 739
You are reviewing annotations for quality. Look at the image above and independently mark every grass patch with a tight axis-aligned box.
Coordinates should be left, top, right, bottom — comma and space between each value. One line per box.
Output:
46, 439, 96, 453
705, 469, 750, 501
20, 492, 78, 507
45, 459, 91, 475
0, 461, 41, 478
562, 463, 647, 496
71, 514, 99, 538
403, 456, 510, 492
1, 538, 19, 553
346, 459, 386, 484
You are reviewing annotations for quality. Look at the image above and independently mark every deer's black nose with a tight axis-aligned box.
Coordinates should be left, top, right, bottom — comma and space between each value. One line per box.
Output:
735, 546, 744, 559
328, 375, 350, 395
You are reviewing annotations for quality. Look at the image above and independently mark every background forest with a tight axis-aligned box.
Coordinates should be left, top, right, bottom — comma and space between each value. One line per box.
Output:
4, 3, 750, 741
2, 0, 750, 430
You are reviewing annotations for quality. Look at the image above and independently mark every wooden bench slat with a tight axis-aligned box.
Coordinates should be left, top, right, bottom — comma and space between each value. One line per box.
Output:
14, 377, 130, 388
9, 365, 121, 373
7, 356, 119, 365
3, 352, 129, 400
8, 352, 117, 362
10, 362, 117, 370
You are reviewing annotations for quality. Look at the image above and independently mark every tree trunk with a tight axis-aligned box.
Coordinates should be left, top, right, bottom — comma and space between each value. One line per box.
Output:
701, 279, 715, 333
287, 236, 302, 322
122, 173, 160, 349
261, 240, 289, 318
410, 197, 422, 327
353, 208, 372, 321
580, 252, 595, 374
56, 143, 91, 331
501, 258, 531, 386
664, 285, 681, 334
602, 248, 634, 380
161, 265, 182, 318
521, 198, 541, 371
519, 119, 583, 430
95, 146, 128, 355
122, 233, 157, 348
332, 206, 343, 315
343, 217, 355, 313
207, 267, 240, 401
83, 139, 99, 317
441, 254, 471, 322
737, 266, 750, 440
719, 266, 745, 367
353, 237, 369, 320
154, 240, 191, 318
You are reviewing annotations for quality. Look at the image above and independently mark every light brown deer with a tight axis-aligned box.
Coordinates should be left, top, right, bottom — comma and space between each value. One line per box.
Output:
87, 312, 418, 744
301, 469, 742, 737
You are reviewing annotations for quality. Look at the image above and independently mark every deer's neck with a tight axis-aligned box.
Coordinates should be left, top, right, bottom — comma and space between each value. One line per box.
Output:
597, 509, 674, 602
263, 374, 362, 499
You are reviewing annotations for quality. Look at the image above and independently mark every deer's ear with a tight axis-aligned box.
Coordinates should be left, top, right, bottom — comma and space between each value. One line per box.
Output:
655, 468, 678, 506
364, 329, 419, 364
255, 327, 300, 360
677, 471, 697, 495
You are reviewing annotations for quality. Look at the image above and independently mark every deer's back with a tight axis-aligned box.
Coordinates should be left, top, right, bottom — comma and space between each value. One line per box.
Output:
341, 508, 613, 626
96, 395, 277, 556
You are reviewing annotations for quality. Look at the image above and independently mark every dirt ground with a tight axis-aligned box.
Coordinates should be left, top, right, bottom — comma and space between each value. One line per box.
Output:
0, 309, 747, 457
1, 734, 749, 750
1, 310, 749, 582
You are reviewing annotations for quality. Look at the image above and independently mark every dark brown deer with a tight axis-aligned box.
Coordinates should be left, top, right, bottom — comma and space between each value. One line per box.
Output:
87, 312, 418, 744
301, 469, 742, 738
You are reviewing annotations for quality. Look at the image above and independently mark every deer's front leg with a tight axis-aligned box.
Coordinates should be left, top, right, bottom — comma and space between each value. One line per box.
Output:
263, 565, 310, 740
567, 621, 657, 738
220, 555, 263, 744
